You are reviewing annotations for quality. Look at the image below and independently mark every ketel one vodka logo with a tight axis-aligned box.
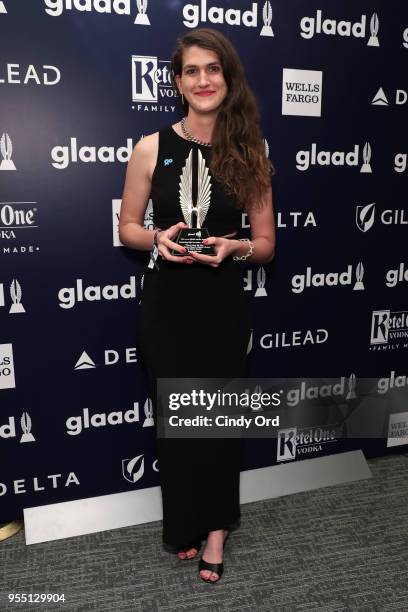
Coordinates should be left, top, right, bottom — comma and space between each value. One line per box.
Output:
131, 55, 177, 112
0, 412, 35, 443
370, 309, 408, 349
300, 10, 380, 46
182, 1, 274, 37
277, 426, 336, 462
0, 133, 16, 170
243, 266, 267, 297
0, 279, 25, 313
122, 454, 144, 483
295, 142, 372, 172
291, 262, 365, 293
43, 0, 151, 25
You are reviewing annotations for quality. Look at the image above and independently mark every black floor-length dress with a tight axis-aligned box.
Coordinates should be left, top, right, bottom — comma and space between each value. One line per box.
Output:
138, 126, 251, 550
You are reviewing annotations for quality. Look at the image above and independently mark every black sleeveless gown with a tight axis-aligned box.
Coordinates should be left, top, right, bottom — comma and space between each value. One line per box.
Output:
138, 126, 251, 550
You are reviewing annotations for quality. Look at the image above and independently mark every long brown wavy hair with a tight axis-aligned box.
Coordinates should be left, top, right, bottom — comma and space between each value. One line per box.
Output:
171, 28, 274, 212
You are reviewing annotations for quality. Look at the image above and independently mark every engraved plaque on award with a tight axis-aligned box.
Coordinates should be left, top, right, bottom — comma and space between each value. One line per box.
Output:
171, 149, 216, 256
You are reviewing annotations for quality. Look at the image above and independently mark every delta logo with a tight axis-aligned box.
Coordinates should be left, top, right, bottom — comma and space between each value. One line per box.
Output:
371, 87, 408, 106
43, 0, 150, 25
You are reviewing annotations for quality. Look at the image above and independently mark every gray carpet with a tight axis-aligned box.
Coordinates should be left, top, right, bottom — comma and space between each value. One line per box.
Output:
1, 453, 408, 612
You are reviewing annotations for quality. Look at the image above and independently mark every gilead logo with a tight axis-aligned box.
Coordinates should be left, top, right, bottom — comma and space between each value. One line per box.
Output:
300, 11, 380, 46
58, 277, 136, 309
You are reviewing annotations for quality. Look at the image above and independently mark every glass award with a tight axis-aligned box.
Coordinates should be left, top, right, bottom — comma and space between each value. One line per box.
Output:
171, 149, 216, 256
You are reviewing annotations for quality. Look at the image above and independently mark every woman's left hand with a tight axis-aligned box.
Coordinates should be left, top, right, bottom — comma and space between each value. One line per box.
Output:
189, 236, 236, 267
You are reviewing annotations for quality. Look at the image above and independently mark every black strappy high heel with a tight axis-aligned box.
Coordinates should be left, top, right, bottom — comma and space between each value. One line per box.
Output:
198, 531, 230, 583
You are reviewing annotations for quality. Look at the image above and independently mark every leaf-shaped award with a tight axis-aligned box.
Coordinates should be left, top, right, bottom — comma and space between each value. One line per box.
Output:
10, 279, 22, 304
196, 149, 211, 228
257, 267, 266, 288
363, 142, 371, 163
370, 13, 379, 36
179, 149, 193, 227
21, 412, 32, 433
263, 1, 272, 26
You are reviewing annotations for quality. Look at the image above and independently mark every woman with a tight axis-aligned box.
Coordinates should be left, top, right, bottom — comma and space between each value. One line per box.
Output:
119, 28, 275, 583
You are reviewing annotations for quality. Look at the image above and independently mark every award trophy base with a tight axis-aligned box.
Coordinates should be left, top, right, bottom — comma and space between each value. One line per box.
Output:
171, 227, 216, 256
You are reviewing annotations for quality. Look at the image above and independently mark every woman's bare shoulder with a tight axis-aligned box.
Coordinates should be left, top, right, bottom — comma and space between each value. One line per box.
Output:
134, 131, 159, 157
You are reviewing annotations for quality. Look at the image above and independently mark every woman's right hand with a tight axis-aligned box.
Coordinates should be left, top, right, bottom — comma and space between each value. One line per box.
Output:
157, 221, 194, 264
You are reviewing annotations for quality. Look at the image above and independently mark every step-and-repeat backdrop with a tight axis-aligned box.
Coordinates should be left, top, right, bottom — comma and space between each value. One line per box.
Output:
1, 1, 407, 521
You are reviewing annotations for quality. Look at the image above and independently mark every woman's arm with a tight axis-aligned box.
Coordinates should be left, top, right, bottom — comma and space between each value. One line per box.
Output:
118, 133, 158, 251
243, 184, 276, 264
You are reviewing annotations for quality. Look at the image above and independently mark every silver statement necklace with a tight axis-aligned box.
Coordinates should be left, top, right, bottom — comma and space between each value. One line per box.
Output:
180, 117, 212, 147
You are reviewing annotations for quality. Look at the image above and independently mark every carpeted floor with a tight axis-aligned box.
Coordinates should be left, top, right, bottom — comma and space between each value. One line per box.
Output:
1, 453, 407, 612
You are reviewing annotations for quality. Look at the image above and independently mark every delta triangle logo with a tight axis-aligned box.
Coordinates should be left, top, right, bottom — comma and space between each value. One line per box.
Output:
74, 351, 96, 370
372, 87, 388, 106
0, 2, 7, 14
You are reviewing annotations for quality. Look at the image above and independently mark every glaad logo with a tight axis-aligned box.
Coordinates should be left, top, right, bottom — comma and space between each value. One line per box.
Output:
282, 69, 322, 117
0, 133, 16, 170
243, 266, 267, 297
404, 28, 408, 48
385, 263, 408, 288
51, 137, 134, 169
377, 371, 408, 395
0, 202, 40, 255
260, 328, 328, 349
296, 142, 372, 172
277, 426, 337, 462
43, 0, 150, 24
131, 55, 176, 112
387, 412, 408, 448
58, 276, 136, 309
0, 343, 15, 389
372, 87, 407, 106
300, 10, 380, 46
394, 153, 407, 173
74, 347, 137, 369
0, 472, 79, 497
0, 63, 61, 85
0, 280, 26, 313
370, 309, 408, 350
122, 454, 144, 483
291, 262, 365, 293
0, 2, 7, 14
284, 376, 354, 407
66, 403, 140, 436
0, 412, 35, 442
356, 203, 375, 232
182, 1, 273, 37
